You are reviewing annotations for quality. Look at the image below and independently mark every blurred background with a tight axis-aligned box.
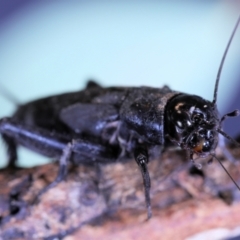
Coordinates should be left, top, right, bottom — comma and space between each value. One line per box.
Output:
1, 1, 240, 239
0, 0, 240, 168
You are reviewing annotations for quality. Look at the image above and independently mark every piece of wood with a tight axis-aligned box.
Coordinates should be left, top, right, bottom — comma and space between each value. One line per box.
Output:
0, 146, 240, 240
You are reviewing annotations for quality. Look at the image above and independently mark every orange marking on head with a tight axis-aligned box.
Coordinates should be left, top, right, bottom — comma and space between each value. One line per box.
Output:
193, 139, 204, 153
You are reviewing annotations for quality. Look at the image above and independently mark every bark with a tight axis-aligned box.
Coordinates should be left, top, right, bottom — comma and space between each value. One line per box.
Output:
0, 146, 240, 240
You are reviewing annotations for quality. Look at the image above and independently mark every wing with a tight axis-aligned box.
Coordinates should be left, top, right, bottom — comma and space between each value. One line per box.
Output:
60, 103, 119, 137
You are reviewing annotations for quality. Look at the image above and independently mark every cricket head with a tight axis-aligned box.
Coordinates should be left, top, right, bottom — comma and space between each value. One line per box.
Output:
165, 94, 219, 158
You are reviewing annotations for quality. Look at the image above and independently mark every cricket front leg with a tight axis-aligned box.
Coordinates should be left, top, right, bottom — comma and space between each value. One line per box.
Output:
134, 146, 152, 219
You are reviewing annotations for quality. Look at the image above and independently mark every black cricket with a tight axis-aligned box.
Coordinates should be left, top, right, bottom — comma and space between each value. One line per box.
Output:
1, 16, 240, 219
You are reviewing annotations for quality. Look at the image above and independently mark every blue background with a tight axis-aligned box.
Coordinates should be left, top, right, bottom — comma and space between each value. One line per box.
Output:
0, 0, 240, 167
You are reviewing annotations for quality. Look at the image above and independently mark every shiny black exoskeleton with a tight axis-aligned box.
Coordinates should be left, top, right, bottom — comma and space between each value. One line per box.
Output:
165, 94, 219, 156
0, 15, 240, 219
0, 82, 230, 219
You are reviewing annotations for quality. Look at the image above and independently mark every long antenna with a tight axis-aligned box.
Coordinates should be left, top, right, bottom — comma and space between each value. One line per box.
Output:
212, 154, 240, 191
212, 15, 240, 105
217, 128, 240, 147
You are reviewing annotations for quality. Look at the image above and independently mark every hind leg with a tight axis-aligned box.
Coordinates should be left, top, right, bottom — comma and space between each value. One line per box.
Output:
1, 134, 18, 168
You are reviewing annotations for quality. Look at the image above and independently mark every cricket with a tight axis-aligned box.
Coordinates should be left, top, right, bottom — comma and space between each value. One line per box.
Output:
0, 15, 240, 221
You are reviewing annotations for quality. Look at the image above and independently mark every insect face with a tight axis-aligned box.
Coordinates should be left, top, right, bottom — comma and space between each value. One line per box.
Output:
165, 94, 219, 157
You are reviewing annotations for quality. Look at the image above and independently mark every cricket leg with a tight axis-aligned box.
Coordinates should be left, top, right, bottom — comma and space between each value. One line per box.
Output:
134, 146, 152, 219
0, 117, 67, 159
35, 142, 74, 203
0, 118, 117, 163
1, 134, 18, 168
0, 118, 118, 202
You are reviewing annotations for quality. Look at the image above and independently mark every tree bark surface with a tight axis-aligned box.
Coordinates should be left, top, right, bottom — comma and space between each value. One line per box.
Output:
1, 146, 240, 240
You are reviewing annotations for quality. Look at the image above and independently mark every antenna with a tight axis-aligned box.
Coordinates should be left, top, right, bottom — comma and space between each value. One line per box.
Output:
212, 15, 240, 105
212, 154, 240, 191
217, 128, 240, 148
